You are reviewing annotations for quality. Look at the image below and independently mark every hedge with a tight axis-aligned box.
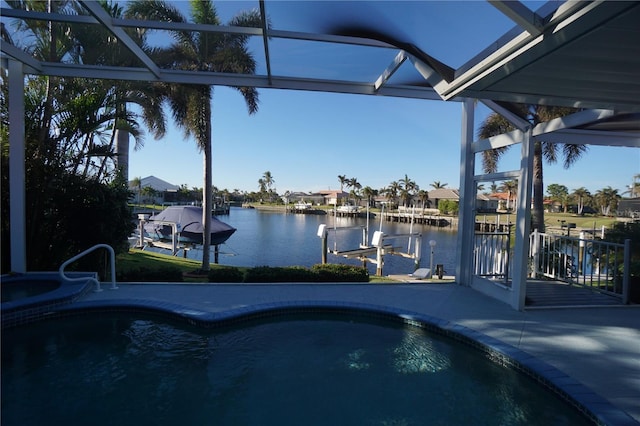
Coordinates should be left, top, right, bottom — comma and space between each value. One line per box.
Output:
117, 266, 184, 282
231, 264, 369, 283
207, 266, 245, 283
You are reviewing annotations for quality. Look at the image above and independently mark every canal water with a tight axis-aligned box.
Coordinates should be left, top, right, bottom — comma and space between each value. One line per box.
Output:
172, 207, 458, 277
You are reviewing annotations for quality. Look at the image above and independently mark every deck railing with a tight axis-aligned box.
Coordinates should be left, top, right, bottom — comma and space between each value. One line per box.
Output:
472, 232, 511, 285
530, 230, 630, 303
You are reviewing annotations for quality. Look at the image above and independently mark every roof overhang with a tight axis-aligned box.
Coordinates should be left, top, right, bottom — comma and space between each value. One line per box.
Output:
439, 1, 640, 111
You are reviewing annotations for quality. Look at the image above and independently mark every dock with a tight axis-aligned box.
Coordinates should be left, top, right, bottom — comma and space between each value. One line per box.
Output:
382, 212, 454, 227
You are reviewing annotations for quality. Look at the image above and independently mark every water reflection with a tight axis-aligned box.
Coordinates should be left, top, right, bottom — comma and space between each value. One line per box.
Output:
173, 207, 458, 276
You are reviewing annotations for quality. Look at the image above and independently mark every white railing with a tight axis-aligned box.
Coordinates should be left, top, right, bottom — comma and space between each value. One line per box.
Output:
59, 244, 117, 292
530, 230, 630, 303
472, 232, 511, 285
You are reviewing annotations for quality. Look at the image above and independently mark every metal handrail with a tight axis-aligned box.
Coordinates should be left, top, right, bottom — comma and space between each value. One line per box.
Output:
58, 244, 117, 292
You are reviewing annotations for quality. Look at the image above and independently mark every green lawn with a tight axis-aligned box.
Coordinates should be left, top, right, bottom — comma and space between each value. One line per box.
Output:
543, 212, 617, 230
117, 250, 218, 282
476, 211, 617, 230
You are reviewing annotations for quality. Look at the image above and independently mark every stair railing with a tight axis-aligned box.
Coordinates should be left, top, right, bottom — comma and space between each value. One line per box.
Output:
59, 244, 117, 292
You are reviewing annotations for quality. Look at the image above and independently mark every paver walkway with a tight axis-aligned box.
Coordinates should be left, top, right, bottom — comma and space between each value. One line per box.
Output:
82, 282, 640, 425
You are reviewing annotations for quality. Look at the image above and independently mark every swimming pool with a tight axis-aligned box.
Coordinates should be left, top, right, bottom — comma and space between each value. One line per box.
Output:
0, 272, 95, 328
1, 311, 593, 426
0, 279, 60, 303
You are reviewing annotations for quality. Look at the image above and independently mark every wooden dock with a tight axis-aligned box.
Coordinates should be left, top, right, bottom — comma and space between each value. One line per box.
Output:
382, 212, 454, 227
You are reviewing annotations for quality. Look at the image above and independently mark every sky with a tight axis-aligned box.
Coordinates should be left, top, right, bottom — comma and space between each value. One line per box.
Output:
126, 1, 640, 196
128, 87, 639, 196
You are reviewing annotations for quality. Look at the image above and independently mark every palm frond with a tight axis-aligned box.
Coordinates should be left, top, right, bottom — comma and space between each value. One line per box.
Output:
562, 143, 589, 169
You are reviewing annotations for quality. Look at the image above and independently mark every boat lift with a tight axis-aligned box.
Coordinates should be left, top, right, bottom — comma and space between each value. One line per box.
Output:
317, 224, 422, 277
135, 214, 193, 257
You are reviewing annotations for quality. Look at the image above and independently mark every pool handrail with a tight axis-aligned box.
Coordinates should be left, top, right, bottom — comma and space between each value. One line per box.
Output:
58, 244, 117, 292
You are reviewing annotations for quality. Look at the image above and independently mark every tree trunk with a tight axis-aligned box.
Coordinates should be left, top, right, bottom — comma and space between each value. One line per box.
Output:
114, 124, 130, 180
200, 99, 213, 272
532, 141, 545, 232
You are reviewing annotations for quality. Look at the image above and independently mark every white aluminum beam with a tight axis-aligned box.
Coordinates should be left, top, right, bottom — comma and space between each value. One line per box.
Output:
480, 99, 530, 130
541, 129, 640, 148
475, 170, 522, 182
0, 42, 42, 73
474, 108, 634, 152
374, 51, 407, 92
27, 62, 445, 100
511, 128, 534, 311
0, 7, 97, 24
408, 56, 443, 89
259, 0, 273, 85
489, 1, 543, 37
78, 0, 161, 78
462, 89, 640, 112
455, 99, 476, 286
474, 129, 524, 153
532, 108, 616, 135
8, 59, 26, 273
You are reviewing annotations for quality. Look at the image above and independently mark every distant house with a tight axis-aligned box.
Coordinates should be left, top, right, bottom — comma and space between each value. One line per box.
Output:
129, 176, 180, 204
476, 193, 499, 213
427, 188, 460, 211
316, 189, 349, 205
285, 191, 325, 205
618, 198, 640, 217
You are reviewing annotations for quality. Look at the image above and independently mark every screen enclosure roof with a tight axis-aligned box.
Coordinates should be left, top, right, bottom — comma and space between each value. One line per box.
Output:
1, 0, 639, 132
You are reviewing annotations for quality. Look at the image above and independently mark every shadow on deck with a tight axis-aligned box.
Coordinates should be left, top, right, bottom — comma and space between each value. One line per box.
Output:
525, 280, 624, 309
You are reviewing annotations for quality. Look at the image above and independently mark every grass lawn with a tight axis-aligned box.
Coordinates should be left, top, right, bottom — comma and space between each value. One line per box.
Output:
117, 250, 228, 283
476, 212, 618, 231
543, 212, 617, 231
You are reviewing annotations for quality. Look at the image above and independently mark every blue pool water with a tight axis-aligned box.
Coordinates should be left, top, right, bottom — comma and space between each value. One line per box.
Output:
1, 313, 592, 426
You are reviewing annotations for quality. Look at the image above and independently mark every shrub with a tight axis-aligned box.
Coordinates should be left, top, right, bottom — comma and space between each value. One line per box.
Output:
311, 263, 369, 282
244, 265, 316, 283
208, 266, 244, 283
117, 266, 183, 282
239, 264, 370, 283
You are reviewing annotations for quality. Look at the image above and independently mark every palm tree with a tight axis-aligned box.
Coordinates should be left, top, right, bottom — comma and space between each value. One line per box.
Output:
361, 186, 377, 208
500, 180, 518, 210
347, 177, 361, 204
571, 187, 591, 215
131, 176, 142, 205
430, 181, 448, 189
338, 175, 347, 192
399, 174, 418, 207
257, 178, 266, 196
141, 185, 158, 204
262, 171, 275, 192
126, 0, 262, 271
478, 104, 587, 232
383, 181, 401, 208
595, 186, 620, 216
623, 174, 640, 198
416, 189, 430, 210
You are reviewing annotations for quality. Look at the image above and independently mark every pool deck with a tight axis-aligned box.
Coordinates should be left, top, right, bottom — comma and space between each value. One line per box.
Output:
78, 281, 640, 425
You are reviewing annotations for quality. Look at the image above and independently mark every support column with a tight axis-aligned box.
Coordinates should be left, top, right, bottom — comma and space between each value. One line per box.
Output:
455, 98, 476, 285
8, 59, 26, 273
511, 128, 534, 310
